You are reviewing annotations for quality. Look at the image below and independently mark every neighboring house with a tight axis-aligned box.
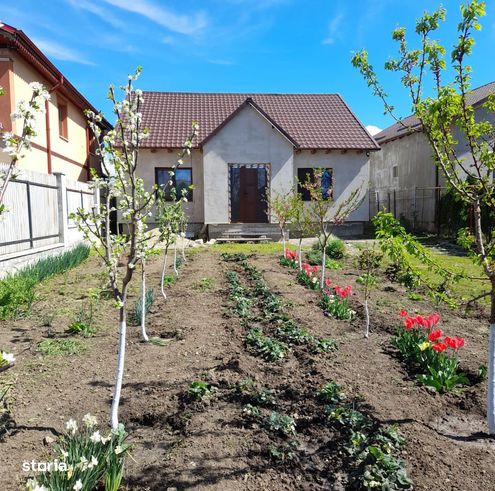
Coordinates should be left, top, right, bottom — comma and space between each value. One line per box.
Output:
0, 22, 111, 182
138, 92, 379, 238
370, 81, 495, 231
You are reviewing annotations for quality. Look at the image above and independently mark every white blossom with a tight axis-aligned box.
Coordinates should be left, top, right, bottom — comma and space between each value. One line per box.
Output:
73, 480, 83, 491
65, 418, 78, 435
82, 413, 97, 429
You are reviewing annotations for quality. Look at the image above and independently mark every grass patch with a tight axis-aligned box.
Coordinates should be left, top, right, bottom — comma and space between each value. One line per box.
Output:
192, 277, 214, 291
37, 338, 87, 356
213, 242, 297, 255
0, 244, 90, 320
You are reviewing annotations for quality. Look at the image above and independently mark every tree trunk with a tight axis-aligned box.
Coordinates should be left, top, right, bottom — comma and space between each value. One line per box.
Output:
488, 283, 495, 434
320, 246, 327, 289
181, 235, 187, 263
173, 243, 179, 278
140, 261, 149, 342
298, 238, 303, 271
364, 297, 370, 338
281, 228, 286, 256
111, 307, 127, 430
160, 248, 168, 301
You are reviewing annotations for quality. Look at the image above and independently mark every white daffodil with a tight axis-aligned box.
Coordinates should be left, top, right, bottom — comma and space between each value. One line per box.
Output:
78, 456, 88, 470
65, 419, 78, 435
1, 352, 15, 364
73, 480, 83, 491
82, 413, 97, 429
88, 455, 98, 469
114, 445, 123, 455
61, 449, 69, 459
90, 430, 101, 443
100, 434, 111, 444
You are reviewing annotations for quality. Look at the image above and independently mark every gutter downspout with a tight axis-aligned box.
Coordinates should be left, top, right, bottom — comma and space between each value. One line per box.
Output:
45, 75, 64, 174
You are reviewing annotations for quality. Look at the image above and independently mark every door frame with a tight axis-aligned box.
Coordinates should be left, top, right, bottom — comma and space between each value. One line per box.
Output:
228, 163, 271, 223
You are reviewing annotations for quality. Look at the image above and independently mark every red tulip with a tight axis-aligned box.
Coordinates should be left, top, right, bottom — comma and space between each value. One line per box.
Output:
432, 342, 447, 352
428, 313, 441, 326
325, 278, 332, 287
404, 317, 416, 330
453, 337, 465, 349
399, 310, 408, 317
428, 329, 443, 342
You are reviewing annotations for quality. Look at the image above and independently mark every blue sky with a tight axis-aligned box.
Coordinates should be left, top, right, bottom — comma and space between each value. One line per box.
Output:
2, 0, 493, 133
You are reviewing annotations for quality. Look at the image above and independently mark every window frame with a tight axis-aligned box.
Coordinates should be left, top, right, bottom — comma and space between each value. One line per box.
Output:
155, 166, 193, 202
296, 167, 333, 201
58, 98, 69, 140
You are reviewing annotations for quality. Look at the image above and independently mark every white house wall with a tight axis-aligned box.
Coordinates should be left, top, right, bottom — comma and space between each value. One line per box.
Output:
294, 150, 370, 222
203, 104, 294, 224
138, 148, 204, 225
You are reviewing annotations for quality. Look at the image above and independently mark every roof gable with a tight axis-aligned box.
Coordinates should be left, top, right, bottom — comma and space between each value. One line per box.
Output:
139, 92, 379, 150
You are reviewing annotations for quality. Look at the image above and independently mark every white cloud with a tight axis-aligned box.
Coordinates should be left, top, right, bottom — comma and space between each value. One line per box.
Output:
66, 0, 126, 29
322, 12, 344, 45
206, 58, 234, 66
101, 0, 207, 35
32, 38, 95, 65
366, 125, 382, 136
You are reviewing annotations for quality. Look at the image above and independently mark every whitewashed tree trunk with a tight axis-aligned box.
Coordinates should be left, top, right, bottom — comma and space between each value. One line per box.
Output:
160, 249, 168, 301
298, 238, 303, 271
488, 323, 495, 434
111, 308, 127, 429
173, 243, 179, 278
181, 235, 187, 263
140, 261, 149, 342
364, 298, 370, 338
281, 228, 286, 256
320, 247, 327, 289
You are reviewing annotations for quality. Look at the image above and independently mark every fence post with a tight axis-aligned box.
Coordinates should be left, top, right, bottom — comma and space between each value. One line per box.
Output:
54, 172, 68, 246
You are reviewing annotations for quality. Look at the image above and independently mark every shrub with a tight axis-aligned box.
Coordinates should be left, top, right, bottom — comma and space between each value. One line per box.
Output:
305, 248, 342, 269
26, 414, 130, 491
313, 235, 345, 259
356, 249, 383, 271
0, 244, 90, 320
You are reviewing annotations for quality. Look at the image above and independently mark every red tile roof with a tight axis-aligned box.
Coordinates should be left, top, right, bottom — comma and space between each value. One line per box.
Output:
375, 81, 495, 144
140, 92, 379, 150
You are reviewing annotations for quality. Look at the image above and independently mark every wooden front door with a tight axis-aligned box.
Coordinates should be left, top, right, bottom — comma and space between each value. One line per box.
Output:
230, 165, 268, 223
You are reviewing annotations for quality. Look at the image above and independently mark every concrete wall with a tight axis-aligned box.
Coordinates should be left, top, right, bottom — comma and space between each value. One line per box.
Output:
0, 50, 90, 182
294, 150, 369, 222
135, 148, 204, 231
203, 104, 294, 224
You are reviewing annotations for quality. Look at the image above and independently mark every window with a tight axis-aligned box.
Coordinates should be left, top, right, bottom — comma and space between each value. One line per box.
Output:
392, 165, 398, 178
58, 100, 68, 139
155, 167, 193, 201
297, 168, 333, 201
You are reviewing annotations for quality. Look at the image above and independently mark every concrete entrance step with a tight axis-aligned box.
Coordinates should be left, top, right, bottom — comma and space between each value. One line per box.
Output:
208, 223, 282, 241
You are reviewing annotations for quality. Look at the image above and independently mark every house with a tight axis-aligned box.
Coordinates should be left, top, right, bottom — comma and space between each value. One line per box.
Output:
370, 81, 495, 232
0, 22, 111, 182
137, 92, 379, 239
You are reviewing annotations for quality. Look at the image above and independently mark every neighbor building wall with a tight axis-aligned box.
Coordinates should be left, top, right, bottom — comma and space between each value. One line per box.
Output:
0, 50, 90, 182
203, 104, 294, 224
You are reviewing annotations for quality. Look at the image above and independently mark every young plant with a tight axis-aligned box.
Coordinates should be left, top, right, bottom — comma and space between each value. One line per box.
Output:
352, 1, 495, 431
302, 169, 364, 289
356, 245, 382, 338
187, 380, 211, 401
72, 68, 156, 429
288, 189, 315, 270
267, 189, 293, 256
264, 411, 296, 436
1, 82, 50, 215
246, 327, 288, 361
67, 302, 96, 337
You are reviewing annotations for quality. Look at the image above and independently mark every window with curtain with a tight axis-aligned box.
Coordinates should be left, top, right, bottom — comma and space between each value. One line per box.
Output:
155, 167, 193, 201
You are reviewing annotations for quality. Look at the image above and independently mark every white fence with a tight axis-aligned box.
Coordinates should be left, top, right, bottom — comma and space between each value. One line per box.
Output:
0, 168, 96, 270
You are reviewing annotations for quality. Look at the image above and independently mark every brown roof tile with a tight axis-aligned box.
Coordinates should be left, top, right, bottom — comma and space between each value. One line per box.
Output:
140, 92, 379, 150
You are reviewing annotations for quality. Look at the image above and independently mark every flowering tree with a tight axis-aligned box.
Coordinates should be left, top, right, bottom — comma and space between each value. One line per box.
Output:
267, 189, 293, 255
72, 67, 155, 429
1, 82, 50, 215
288, 189, 315, 270
352, 0, 495, 432
303, 168, 364, 289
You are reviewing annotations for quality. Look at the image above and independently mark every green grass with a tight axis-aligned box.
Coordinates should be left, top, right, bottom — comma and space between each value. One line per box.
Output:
212, 242, 297, 255
408, 249, 489, 305
37, 338, 87, 356
0, 244, 90, 320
